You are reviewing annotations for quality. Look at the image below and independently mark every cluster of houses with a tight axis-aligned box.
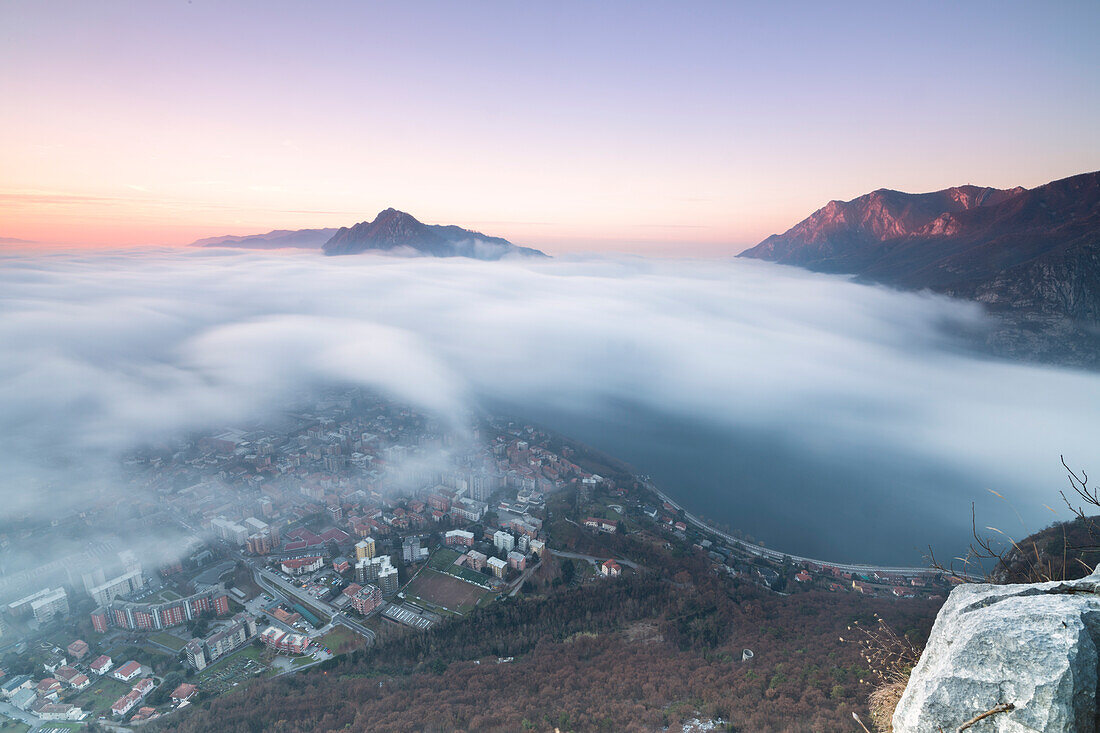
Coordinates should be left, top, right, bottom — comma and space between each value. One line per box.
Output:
0, 639, 104, 721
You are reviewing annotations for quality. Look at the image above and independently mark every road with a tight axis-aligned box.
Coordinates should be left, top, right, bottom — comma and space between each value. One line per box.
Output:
250, 562, 376, 644
0, 700, 42, 730
550, 549, 640, 570
645, 482, 980, 579
506, 560, 542, 597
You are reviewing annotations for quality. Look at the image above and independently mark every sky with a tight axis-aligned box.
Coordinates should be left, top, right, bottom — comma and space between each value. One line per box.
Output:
1, 1, 1099, 254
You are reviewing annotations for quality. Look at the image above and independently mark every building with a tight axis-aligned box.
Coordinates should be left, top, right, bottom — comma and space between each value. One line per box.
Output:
355, 554, 398, 595
42, 651, 68, 674
112, 690, 142, 717
349, 584, 383, 615
133, 678, 154, 697
184, 640, 207, 672
90, 607, 109, 633
36, 678, 62, 700
601, 559, 621, 577
98, 588, 230, 631
354, 537, 376, 561
67, 639, 89, 660
507, 551, 526, 571
112, 660, 143, 682
30, 587, 70, 623
487, 556, 507, 578
465, 550, 488, 572
10, 688, 37, 711
245, 531, 275, 555
210, 517, 250, 545
185, 614, 257, 670
281, 556, 323, 575
259, 626, 311, 654
35, 702, 84, 721
171, 683, 198, 703
444, 529, 474, 547
1, 675, 33, 699
111, 676, 153, 717
493, 530, 515, 553
529, 539, 546, 558
89, 655, 113, 675
402, 536, 428, 563
81, 567, 107, 595
7, 587, 66, 619
54, 666, 80, 685
206, 614, 258, 660
450, 496, 488, 522
89, 570, 144, 606
377, 560, 399, 596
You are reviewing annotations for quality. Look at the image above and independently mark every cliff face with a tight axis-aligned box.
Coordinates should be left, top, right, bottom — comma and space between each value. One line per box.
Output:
893, 568, 1100, 732
322, 209, 547, 260
740, 171, 1100, 365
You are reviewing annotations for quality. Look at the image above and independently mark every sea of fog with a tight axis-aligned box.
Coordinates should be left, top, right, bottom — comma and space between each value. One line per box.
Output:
1, 247, 1097, 566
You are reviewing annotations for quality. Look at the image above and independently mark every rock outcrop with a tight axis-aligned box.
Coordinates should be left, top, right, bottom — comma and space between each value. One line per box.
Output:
893, 567, 1100, 732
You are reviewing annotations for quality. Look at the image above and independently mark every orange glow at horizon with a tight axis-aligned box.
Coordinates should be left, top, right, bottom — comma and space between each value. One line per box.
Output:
2, 2, 1098, 255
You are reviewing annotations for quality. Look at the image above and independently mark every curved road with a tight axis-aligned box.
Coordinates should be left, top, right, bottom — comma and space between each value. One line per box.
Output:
646, 482, 981, 580
550, 550, 640, 570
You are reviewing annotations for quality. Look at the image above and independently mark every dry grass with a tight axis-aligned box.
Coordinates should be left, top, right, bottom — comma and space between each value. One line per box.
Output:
867, 679, 907, 732
842, 614, 921, 732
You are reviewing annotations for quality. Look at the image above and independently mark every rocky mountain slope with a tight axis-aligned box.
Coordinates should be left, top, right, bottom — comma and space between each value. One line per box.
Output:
741, 171, 1100, 364
322, 208, 547, 259
190, 228, 338, 249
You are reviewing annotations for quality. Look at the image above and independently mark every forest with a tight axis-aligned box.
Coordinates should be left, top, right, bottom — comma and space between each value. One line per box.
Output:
160, 546, 941, 732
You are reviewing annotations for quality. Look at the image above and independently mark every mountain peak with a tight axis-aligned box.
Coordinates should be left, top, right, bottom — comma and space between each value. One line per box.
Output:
321, 210, 547, 260
739, 170, 1100, 327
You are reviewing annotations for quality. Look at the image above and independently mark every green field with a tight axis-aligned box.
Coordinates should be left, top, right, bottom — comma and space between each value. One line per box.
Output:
148, 588, 182, 602
149, 631, 187, 650
427, 548, 492, 586
69, 674, 132, 713
317, 626, 368, 654
0, 714, 31, 733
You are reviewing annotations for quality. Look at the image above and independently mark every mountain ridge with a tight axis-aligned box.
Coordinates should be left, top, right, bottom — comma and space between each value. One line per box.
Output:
322, 208, 547, 259
740, 171, 1100, 364
190, 228, 338, 249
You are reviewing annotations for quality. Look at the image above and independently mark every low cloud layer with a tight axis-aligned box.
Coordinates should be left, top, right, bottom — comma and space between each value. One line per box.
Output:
2, 248, 1098, 563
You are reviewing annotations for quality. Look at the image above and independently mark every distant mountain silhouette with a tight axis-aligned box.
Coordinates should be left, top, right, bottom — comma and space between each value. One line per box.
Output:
190, 228, 337, 249
322, 209, 547, 260
741, 171, 1100, 363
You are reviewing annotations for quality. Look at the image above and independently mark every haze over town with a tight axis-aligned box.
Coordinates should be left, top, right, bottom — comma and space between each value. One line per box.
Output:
2, 3, 1099, 731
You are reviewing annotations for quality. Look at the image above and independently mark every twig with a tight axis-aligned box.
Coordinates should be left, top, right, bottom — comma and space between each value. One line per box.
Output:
851, 711, 872, 733
957, 702, 1014, 731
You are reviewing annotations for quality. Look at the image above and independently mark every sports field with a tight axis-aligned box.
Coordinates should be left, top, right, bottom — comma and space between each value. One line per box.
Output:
428, 548, 492, 586
404, 569, 489, 614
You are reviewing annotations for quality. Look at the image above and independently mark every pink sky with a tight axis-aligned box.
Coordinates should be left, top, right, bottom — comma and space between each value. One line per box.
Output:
2, 2, 1097, 255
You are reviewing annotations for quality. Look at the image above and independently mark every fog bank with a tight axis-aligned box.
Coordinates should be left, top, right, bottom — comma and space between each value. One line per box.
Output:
1, 248, 1097, 563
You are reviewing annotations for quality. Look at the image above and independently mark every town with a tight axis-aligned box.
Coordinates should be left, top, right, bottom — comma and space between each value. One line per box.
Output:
0, 389, 954, 730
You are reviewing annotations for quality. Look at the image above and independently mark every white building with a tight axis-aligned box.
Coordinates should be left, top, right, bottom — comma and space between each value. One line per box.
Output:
493, 530, 515, 554
487, 556, 507, 579
30, 588, 69, 623
89, 570, 144, 606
